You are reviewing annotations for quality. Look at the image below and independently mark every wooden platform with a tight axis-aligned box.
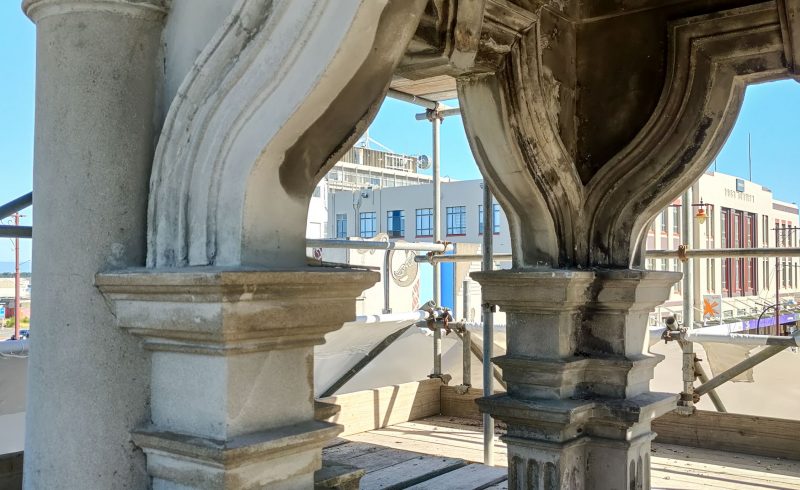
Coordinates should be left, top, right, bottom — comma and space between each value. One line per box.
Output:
327, 416, 800, 489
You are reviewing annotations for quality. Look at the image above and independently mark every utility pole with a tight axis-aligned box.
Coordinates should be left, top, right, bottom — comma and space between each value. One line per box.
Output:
748, 132, 752, 181
775, 225, 781, 336
14, 212, 20, 341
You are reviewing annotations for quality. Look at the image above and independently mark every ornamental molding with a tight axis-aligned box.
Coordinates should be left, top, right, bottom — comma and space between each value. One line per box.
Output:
147, 0, 426, 268
460, 2, 790, 268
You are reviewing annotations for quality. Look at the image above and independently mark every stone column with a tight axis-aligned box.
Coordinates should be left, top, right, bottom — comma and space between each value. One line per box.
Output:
22, 1, 165, 488
473, 269, 679, 490
96, 267, 378, 489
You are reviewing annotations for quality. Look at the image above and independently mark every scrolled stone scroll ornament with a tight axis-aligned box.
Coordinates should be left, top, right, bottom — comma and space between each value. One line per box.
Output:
389, 249, 419, 287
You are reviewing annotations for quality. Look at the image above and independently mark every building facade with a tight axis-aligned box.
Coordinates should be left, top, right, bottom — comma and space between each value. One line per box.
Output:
327, 179, 511, 252
644, 171, 800, 326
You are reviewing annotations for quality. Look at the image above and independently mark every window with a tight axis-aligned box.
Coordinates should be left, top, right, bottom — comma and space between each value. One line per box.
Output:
335, 213, 347, 239
673, 260, 681, 294
386, 210, 405, 238
660, 209, 669, 233
647, 259, 655, 270
416, 208, 433, 237
359, 212, 376, 238
705, 211, 715, 247
706, 259, 715, 291
672, 206, 681, 234
660, 258, 668, 271
478, 203, 501, 234
762, 215, 769, 246
312, 186, 322, 198
763, 259, 770, 290
446, 206, 466, 235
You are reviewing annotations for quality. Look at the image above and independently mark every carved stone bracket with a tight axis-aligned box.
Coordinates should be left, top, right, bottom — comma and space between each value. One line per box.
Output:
147, 0, 427, 269
459, 2, 790, 268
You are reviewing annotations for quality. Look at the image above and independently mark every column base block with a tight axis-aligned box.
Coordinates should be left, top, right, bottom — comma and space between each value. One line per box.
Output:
133, 420, 341, 489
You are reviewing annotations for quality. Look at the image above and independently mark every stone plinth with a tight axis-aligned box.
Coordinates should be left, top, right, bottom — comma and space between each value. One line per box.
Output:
97, 267, 378, 489
472, 268, 680, 490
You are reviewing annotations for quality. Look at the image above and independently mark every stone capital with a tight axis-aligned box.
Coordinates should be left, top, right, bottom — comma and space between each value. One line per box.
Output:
471, 269, 594, 313
23, 0, 167, 22
96, 266, 380, 354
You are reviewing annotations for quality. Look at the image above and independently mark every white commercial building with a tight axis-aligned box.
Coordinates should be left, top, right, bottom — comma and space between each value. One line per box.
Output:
307, 146, 433, 239
328, 178, 511, 251
324, 171, 799, 329
645, 171, 799, 328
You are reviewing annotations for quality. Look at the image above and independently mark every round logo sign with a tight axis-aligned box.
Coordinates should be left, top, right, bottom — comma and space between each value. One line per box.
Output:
388, 249, 418, 287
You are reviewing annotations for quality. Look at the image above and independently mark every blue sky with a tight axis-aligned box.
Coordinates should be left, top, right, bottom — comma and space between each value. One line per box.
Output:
1, 5, 799, 266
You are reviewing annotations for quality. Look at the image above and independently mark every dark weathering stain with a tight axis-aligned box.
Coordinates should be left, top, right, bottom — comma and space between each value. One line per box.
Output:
678, 115, 712, 167
278, 0, 419, 200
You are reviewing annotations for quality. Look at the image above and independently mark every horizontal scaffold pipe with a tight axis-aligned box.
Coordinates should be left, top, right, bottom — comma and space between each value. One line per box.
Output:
414, 107, 462, 120
307, 238, 452, 253
0, 339, 29, 355
0, 225, 32, 238
386, 89, 439, 110
0, 192, 32, 220
678, 330, 800, 347
646, 247, 800, 258
414, 253, 512, 263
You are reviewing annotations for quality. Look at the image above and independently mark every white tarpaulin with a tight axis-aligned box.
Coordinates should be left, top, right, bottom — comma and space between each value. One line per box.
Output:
701, 342, 755, 382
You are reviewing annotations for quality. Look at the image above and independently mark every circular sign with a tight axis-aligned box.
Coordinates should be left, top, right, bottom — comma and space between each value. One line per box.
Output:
389, 249, 418, 287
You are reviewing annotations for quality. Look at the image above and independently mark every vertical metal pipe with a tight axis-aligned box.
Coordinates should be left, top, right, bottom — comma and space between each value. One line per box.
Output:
14, 212, 20, 341
462, 280, 471, 386
432, 114, 442, 377
682, 189, 694, 330
481, 183, 495, 466
383, 250, 391, 314
680, 190, 695, 412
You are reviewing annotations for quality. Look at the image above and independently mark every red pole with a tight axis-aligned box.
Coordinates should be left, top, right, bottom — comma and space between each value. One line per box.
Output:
775, 226, 781, 336
14, 212, 20, 341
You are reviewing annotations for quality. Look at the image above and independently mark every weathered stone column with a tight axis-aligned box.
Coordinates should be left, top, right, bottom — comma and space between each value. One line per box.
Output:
22, 1, 165, 488
97, 267, 377, 489
473, 269, 679, 489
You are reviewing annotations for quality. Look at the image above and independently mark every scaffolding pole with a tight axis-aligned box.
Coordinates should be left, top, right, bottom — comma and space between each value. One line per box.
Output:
462, 280, 471, 386
481, 184, 495, 466
428, 111, 443, 378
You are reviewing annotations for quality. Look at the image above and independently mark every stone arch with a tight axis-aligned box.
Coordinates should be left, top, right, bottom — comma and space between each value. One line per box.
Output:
457, 1, 795, 268
147, 0, 427, 268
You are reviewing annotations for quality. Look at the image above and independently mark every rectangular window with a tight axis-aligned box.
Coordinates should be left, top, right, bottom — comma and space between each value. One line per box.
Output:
386, 210, 405, 238
446, 206, 467, 235
660, 258, 668, 272
415, 208, 433, 237
743, 212, 753, 295
660, 209, 669, 233
359, 212, 376, 238
335, 213, 347, 239
706, 259, 715, 291
762, 215, 769, 246
721, 208, 730, 296
672, 206, 681, 234
478, 204, 501, 234
673, 260, 681, 294
705, 211, 715, 247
